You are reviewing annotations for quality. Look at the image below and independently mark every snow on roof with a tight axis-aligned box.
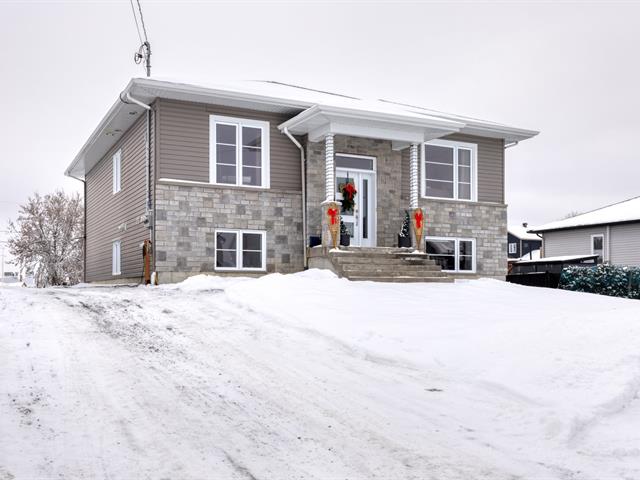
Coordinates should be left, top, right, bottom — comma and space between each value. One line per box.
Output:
150, 77, 531, 130
508, 225, 541, 241
515, 254, 598, 264
529, 196, 640, 233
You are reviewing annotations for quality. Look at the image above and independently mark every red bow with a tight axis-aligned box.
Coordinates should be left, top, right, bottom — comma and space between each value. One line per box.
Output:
414, 210, 424, 229
327, 207, 338, 225
343, 182, 356, 199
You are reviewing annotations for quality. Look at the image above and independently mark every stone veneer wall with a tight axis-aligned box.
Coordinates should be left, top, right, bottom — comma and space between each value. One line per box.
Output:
306, 135, 403, 247
419, 199, 508, 279
155, 183, 303, 283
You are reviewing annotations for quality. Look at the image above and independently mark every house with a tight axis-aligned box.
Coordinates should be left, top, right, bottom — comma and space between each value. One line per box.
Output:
529, 195, 640, 266
508, 224, 542, 260
65, 78, 538, 284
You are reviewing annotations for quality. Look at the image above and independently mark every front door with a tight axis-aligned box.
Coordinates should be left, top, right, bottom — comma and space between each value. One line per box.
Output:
336, 167, 376, 247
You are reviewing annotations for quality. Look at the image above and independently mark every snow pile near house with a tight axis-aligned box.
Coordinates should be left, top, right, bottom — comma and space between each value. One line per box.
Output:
1, 273, 639, 479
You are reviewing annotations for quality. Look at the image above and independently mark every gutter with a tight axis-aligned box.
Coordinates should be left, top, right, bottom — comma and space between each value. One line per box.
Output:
281, 127, 308, 268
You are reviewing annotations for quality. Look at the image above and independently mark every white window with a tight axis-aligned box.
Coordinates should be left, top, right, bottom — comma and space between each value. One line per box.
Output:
112, 240, 121, 275
112, 149, 121, 194
425, 237, 476, 273
210, 115, 270, 188
591, 234, 604, 262
422, 140, 477, 201
214, 229, 266, 271
508, 242, 517, 254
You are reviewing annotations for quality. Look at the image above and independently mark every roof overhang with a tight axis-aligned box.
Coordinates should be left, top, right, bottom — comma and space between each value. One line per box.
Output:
65, 78, 312, 180
65, 77, 540, 180
277, 105, 465, 149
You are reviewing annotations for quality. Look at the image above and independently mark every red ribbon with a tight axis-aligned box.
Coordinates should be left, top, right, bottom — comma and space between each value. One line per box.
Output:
343, 182, 357, 200
414, 210, 424, 230
327, 207, 338, 225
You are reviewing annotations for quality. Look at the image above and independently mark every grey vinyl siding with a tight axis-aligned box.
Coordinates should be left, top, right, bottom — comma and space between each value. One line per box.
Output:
543, 226, 607, 259
85, 113, 151, 282
610, 222, 640, 266
156, 99, 301, 190
400, 134, 505, 204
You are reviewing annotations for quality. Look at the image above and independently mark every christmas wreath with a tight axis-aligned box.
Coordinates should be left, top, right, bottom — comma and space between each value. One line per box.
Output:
339, 181, 357, 211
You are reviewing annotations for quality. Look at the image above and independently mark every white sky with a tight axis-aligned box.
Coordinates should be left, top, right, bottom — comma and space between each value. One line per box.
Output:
1, 0, 639, 269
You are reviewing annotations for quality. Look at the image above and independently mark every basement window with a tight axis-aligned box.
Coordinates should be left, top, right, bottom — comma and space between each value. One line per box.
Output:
210, 115, 270, 188
425, 237, 476, 273
215, 229, 266, 271
112, 240, 121, 276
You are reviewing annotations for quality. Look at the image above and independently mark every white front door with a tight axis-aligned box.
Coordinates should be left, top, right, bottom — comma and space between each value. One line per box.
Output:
336, 168, 376, 247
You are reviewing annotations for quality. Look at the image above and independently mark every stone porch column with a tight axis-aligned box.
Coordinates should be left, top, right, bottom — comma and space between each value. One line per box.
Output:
321, 133, 340, 248
409, 143, 424, 250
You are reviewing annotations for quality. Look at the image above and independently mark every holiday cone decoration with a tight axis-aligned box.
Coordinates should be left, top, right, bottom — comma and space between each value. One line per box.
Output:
412, 207, 425, 251
326, 202, 341, 249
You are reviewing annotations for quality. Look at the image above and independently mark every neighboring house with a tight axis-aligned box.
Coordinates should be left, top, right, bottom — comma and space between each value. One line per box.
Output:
508, 224, 542, 259
65, 78, 538, 283
529, 196, 640, 266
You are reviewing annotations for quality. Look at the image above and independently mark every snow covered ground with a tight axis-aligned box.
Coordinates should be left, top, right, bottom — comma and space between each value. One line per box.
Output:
1, 272, 639, 479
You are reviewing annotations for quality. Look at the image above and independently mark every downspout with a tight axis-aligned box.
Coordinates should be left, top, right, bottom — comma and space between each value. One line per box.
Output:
121, 91, 154, 277
282, 127, 307, 268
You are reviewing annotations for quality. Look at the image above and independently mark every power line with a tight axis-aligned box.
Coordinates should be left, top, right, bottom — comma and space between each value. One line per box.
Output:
136, 0, 149, 43
129, 0, 151, 77
129, 0, 143, 45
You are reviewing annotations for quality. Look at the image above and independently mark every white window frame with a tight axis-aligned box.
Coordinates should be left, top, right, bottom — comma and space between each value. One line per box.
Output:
209, 115, 270, 188
214, 229, 266, 272
112, 240, 121, 276
112, 149, 122, 194
591, 234, 605, 261
421, 139, 477, 202
508, 242, 517, 254
425, 236, 476, 273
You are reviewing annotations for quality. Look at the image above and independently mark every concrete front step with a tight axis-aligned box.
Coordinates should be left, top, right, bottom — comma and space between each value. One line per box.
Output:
340, 264, 445, 274
348, 275, 455, 283
331, 255, 437, 266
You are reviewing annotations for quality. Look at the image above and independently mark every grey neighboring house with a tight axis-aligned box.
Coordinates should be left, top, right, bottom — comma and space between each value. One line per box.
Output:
65, 78, 538, 283
529, 196, 640, 266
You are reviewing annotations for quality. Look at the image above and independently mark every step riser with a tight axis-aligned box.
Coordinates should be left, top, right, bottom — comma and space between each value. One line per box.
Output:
332, 257, 437, 266
341, 271, 448, 278
340, 265, 444, 274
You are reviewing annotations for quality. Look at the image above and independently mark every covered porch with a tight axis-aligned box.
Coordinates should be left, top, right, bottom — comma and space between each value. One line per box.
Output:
278, 104, 466, 252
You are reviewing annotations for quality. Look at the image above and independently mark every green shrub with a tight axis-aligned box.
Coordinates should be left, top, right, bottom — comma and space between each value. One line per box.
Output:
559, 264, 640, 299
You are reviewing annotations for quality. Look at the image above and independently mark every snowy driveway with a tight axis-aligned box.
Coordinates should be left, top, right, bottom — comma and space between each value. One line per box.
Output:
1, 273, 639, 479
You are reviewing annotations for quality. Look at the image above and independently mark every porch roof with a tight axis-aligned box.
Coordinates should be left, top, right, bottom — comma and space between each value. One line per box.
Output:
277, 104, 465, 149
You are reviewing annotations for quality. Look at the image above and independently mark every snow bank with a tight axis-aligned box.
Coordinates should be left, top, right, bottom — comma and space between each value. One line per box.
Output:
2, 273, 639, 479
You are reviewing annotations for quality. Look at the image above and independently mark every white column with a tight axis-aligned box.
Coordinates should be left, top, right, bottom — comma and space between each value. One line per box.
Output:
409, 143, 419, 208
325, 133, 335, 202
